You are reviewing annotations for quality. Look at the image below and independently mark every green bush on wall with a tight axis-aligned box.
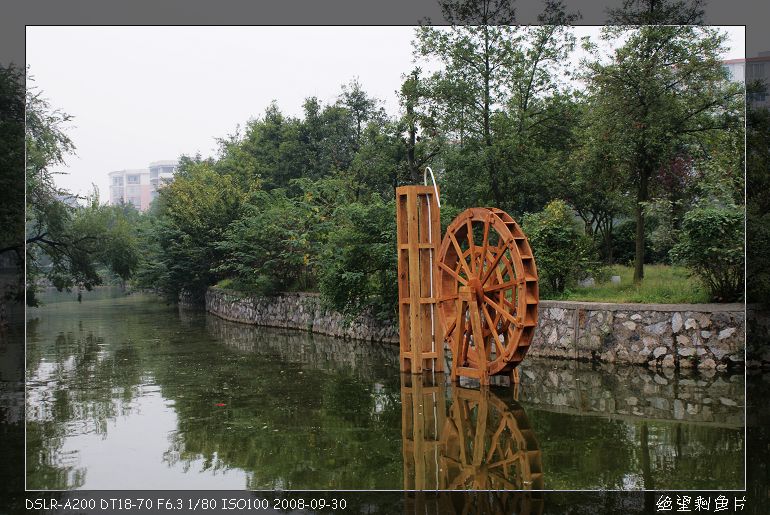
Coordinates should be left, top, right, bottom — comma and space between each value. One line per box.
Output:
670, 204, 744, 302
522, 200, 601, 296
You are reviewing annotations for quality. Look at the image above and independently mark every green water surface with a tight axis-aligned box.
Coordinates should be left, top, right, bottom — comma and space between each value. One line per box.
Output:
25, 290, 744, 490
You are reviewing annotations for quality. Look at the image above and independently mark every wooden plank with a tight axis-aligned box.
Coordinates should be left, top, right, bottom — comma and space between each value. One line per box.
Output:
406, 188, 422, 374
429, 190, 444, 373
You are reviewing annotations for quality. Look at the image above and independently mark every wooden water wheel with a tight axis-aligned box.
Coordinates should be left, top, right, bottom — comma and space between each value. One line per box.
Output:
437, 208, 538, 385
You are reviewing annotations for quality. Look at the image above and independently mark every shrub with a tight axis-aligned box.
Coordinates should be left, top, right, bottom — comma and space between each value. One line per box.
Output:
670, 204, 744, 302
318, 197, 398, 321
522, 200, 600, 295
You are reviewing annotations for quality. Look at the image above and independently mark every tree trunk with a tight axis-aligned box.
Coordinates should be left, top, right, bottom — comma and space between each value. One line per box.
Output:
483, 27, 503, 207
406, 99, 420, 183
634, 167, 649, 283
603, 217, 614, 265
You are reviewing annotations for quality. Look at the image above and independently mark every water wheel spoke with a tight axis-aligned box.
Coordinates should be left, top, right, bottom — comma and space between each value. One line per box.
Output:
483, 280, 517, 294
448, 232, 473, 280
449, 468, 474, 489
438, 261, 468, 286
457, 330, 471, 367
482, 304, 505, 359
488, 453, 525, 469
486, 419, 509, 463
442, 455, 463, 468
479, 216, 491, 276
465, 219, 476, 275
483, 295, 520, 328
480, 244, 508, 286
444, 318, 457, 338
455, 409, 470, 466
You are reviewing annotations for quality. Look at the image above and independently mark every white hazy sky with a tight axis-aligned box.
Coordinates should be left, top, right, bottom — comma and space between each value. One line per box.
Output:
26, 26, 744, 198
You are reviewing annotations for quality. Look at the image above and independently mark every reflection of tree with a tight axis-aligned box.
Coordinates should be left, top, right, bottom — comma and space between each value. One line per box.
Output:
150, 316, 405, 489
28, 298, 409, 489
25, 420, 85, 490
528, 408, 744, 490
24, 295, 746, 491
636, 421, 744, 489
527, 408, 635, 489
25, 296, 165, 489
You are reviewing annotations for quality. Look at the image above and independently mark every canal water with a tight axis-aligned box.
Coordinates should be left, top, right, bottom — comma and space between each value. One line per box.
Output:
25, 291, 744, 491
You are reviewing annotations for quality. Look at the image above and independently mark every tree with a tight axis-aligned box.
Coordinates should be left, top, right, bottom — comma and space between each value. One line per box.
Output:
606, 0, 706, 25
318, 197, 398, 321
0, 65, 25, 310
145, 158, 244, 301
398, 69, 443, 183
584, 25, 742, 282
415, 1, 578, 213
22, 76, 142, 305
347, 121, 405, 199
215, 185, 331, 295
338, 78, 385, 151
560, 101, 629, 263
414, 8, 518, 206
670, 204, 743, 302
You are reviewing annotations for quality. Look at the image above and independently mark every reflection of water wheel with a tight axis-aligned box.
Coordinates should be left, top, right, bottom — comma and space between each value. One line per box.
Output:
437, 208, 539, 384
440, 387, 543, 490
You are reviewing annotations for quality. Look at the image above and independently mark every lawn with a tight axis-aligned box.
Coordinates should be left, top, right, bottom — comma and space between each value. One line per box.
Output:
550, 264, 711, 304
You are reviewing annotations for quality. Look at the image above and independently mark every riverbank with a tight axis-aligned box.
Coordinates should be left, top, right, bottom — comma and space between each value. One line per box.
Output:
205, 286, 753, 370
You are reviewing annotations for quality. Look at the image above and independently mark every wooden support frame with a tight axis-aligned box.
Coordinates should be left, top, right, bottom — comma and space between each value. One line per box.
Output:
396, 185, 444, 374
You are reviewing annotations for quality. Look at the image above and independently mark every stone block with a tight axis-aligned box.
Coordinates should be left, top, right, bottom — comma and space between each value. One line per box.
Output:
672, 313, 683, 333
718, 327, 736, 340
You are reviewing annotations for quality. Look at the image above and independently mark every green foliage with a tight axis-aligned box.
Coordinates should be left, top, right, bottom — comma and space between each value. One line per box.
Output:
318, 198, 398, 321
670, 204, 744, 302
0, 65, 25, 272
216, 189, 326, 295
522, 200, 599, 295
124, 24, 745, 309
611, 219, 666, 267
558, 99, 629, 263
414, 16, 577, 214
140, 160, 244, 301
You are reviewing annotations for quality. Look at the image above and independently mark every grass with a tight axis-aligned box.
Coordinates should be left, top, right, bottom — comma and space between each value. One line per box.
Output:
550, 264, 711, 304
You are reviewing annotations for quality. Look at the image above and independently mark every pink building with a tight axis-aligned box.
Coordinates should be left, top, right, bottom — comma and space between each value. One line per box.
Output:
108, 160, 177, 211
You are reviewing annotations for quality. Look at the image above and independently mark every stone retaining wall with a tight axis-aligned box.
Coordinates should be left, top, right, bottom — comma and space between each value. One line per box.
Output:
529, 301, 745, 371
205, 287, 399, 343
205, 287, 749, 370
